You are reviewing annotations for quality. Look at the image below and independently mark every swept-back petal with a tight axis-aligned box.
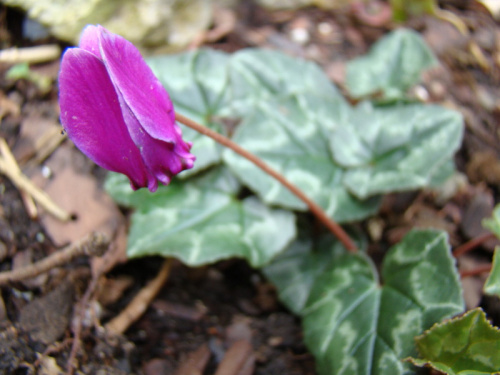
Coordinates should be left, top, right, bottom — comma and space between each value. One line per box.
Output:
59, 48, 157, 191
119, 103, 196, 185
96, 26, 178, 143
78, 25, 103, 59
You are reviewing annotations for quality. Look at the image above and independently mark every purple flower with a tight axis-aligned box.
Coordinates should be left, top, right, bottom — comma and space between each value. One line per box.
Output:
59, 25, 195, 192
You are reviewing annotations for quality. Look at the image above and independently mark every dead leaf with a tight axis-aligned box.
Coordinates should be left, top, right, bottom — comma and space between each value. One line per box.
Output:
96, 275, 134, 307
214, 340, 255, 375
466, 151, 500, 188
461, 187, 495, 243
423, 16, 466, 55
174, 344, 211, 375
36, 159, 121, 246
12, 112, 62, 165
226, 316, 253, 345
143, 358, 175, 375
0, 92, 21, 120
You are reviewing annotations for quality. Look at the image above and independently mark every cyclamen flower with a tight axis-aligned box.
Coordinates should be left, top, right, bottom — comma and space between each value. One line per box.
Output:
59, 25, 195, 192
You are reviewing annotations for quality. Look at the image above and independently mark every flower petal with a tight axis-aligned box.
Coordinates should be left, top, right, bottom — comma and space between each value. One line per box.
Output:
119, 103, 196, 186
59, 48, 158, 191
96, 26, 179, 143
78, 25, 103, 59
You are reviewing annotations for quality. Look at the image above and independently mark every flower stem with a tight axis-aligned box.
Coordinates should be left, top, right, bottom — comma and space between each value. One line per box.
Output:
175, 112, 357, 252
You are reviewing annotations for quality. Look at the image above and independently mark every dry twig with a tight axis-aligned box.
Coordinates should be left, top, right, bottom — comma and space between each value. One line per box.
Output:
0, 137, 37, 217
25, 127, 67, 168
66, 234, 125, 375
0, 44, 61, 64
105, 258, 172, 334
0, 138, 71, 221
0, 232, 109, 285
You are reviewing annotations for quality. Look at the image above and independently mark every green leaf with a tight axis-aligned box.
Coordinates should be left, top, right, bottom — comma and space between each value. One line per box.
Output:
484, 248, 500, 298
229, 49, 347, 115
428, 159, 456, 188
146, 48, 457, 218
104, 167, 241, 209
223, 96, 381, 223
483, 204, 500, 240
330, 102, 463, 199
147, 50, 231, 174
263, 233, 365, 315
346, 29, 438, 100
105, 168, 296, 267
408, 308, 500, 375
279, 229, 464, 375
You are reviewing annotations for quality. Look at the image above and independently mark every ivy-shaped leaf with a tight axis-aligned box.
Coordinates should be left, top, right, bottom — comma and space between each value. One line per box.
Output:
228, 48, 347, 115
330, 102, 464, 199
263, 233, 363, 315
266, 229, 464, 375
408, 308, 500, 375
223, 96, 381, 223
105, 168, 296, 267
145, 48, 461, 221
346, 28, 438, 100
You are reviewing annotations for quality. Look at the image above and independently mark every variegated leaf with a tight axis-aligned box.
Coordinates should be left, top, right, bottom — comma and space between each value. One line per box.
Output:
409, 308, 500, 374
105, 168, 296, 267
266, 230, 464, 375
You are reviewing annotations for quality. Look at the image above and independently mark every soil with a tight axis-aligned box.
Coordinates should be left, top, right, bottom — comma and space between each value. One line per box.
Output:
1, 1, 500, 374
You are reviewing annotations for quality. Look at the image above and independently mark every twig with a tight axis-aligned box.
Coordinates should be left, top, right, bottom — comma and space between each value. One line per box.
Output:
0, 138, 71, 221
35, 338, 73, 368
175, 112, 357, 252
24, 127, 67, 168
0, 45, 61, 64
0, 232, 109, 285
460, 264, 492, 279
452, 232, 496, 258
434, 8, 468, 36
469, 41, 490, 72
65, 234, 125, 375
105, 258, 172, 334
0, 137, 38, 218
66, 267, 102, 374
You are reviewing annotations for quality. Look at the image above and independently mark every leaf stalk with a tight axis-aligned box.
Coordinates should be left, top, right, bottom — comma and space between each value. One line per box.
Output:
175, 112, 357, 252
